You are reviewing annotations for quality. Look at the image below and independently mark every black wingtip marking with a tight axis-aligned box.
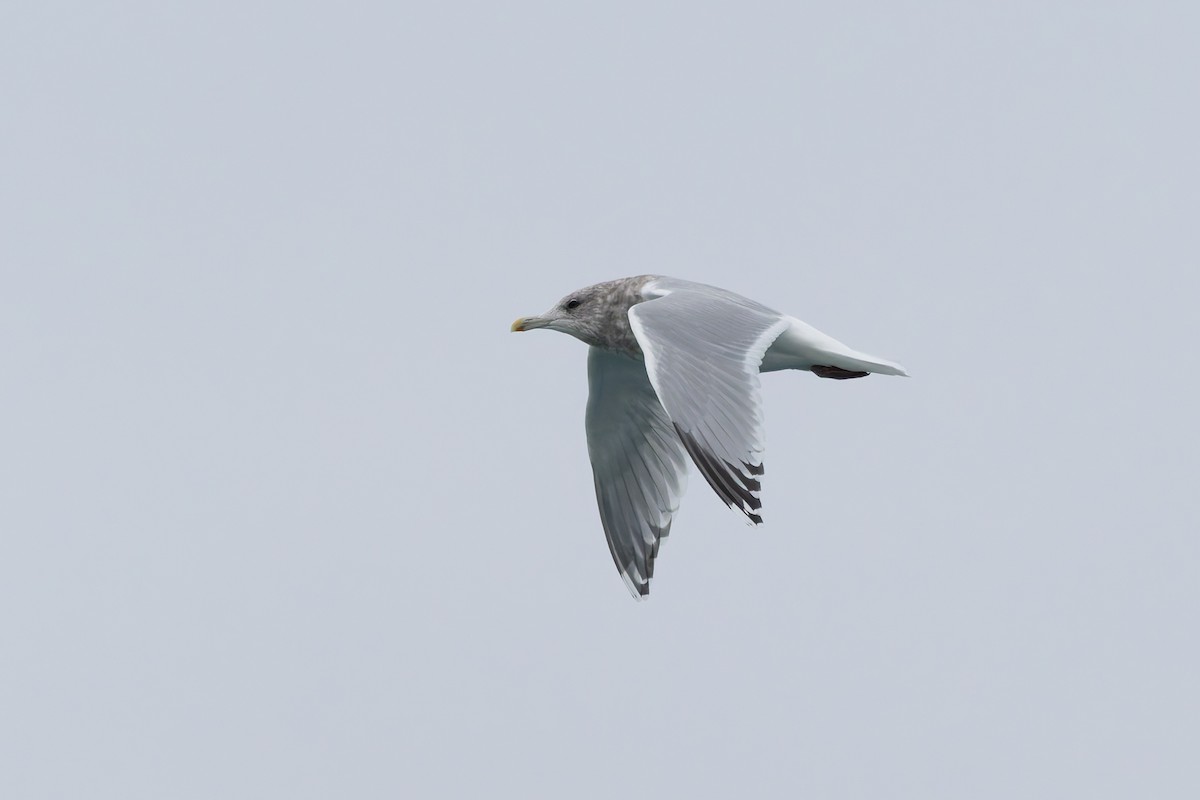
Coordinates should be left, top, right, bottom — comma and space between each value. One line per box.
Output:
731, 467, 761, 495
675, 425, 741, 507
674, 424, 765, 521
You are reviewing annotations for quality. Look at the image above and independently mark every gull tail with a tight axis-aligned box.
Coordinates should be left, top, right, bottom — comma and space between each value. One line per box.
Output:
760, 316, 909, 377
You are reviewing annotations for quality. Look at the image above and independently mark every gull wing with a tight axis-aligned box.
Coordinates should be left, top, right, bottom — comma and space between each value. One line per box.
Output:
586, 347, 689, 598
628, 279, 789, 524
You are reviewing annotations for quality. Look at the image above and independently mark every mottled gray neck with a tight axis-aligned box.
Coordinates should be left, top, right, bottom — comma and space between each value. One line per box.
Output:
587, 274, 658, 355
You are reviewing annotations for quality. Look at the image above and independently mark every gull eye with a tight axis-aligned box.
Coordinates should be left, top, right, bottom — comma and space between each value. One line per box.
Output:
565, 298, 582, 310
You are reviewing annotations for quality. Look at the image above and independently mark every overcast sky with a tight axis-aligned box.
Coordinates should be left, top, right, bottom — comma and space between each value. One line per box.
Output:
2, 2, 1198, 798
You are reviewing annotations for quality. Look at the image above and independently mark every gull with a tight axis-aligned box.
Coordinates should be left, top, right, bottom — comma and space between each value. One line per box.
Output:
511, 276, 907, 598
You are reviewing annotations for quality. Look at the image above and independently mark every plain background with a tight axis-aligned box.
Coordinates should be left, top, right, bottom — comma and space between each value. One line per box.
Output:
2, 2, 1197, 797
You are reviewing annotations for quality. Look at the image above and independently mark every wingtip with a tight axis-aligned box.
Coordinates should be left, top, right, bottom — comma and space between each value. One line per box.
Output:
618, 568, 653, 600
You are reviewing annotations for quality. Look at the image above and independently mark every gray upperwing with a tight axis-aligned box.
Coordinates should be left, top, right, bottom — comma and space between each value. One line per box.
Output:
585, 347, 689, 598
627, 279, 790, 524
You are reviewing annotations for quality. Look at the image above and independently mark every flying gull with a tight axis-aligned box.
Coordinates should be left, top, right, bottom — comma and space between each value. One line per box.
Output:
511, 276, 907, 598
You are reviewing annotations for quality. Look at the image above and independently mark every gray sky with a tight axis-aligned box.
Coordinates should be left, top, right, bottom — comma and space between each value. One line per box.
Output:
2, 2, 1198, 798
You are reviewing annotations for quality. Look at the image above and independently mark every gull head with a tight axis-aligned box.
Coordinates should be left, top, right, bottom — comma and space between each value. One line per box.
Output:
510, 284, 622, 348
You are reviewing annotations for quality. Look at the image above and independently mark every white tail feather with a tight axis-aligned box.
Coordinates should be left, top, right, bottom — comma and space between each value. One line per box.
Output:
760, 316, 909, 376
